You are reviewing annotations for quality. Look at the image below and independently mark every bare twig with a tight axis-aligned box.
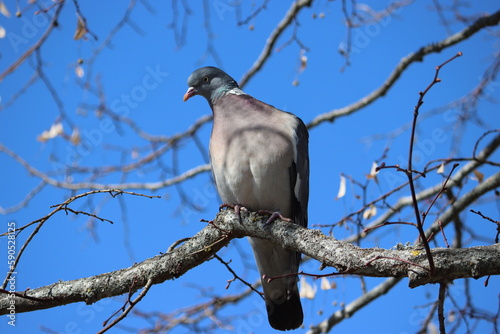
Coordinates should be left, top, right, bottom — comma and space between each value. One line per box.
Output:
239, 0, 313, 88
438, 283, 447, 334
97, 279, 154, 334
85, 0, 140, 84
0, 2, 65, 82
308, 10, 500, 128
0, 143, 211, 191
470, 209, 500, 243
0, 181, 46, 215
344, 132, 500, 245
237, 0, 271, 25
1, 190, 160, 289
166, 237, 192, 253
404, 52, 462, 274
213, 254, 263, 297
473, 129, 500, 165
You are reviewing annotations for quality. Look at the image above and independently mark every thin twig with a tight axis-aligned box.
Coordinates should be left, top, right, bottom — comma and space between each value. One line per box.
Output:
438, 221, 450, 248
406, 52, 462, 274
97, 279, 154, 334
0, 142, 211, 190
237, 0, 271, 25
239, 0, 313, 88
0, 2, 65, 82
472, 129, 500, 166
438, 283, 447, 334
213, 254, 263, 298
166, 237, 192, 253
1, 190, 160, 289
308, 10, 500, 128
421, 163, 460, 228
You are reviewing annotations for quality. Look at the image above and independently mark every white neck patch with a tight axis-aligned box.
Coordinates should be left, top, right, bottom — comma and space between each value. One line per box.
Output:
227, 87, 246, 96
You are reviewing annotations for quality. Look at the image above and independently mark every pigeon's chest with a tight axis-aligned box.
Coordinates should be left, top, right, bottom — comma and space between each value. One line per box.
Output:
209, 114, 296, 209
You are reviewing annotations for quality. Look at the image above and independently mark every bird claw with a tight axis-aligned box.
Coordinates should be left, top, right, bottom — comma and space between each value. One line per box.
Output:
219, 203, 247, 222
258, 210, 293, 225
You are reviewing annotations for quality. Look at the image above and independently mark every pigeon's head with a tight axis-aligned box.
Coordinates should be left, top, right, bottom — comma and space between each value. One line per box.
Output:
183, 66, 239, 104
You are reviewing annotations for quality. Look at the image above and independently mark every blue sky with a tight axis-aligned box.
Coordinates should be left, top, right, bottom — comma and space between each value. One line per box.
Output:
1, 1, 499, 333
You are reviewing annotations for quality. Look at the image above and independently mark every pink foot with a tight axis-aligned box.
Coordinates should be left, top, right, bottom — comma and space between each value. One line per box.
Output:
219, 203, 247, 222
258, 210, 293, 225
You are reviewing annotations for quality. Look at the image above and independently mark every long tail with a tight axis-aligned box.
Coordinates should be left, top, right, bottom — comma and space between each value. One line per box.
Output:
249, 237, 303, 331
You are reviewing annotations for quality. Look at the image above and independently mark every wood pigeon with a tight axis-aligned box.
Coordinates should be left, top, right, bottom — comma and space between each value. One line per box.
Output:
183, 66, 309, 331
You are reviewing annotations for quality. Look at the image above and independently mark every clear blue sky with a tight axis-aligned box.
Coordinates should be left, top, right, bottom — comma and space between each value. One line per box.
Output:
1, 1, 499, 333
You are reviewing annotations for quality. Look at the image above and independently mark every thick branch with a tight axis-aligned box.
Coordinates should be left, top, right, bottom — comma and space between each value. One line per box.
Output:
2, 185, 500, 315
0, 216, 236, 314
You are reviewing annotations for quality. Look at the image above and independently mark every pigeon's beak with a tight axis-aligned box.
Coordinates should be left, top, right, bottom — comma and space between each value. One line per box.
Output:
183, 87, 197, 102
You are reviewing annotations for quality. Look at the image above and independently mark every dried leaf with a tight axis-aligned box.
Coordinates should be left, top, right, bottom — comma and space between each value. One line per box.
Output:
437, 163, 445, 174
448, 310, 456, 323
73, 15, 87, 40
0, 25, 5, 39
70, 127, 80, 145
0, 1, 11, 17
320, 277, 336, 290
299, 277, 317, 299
37, 122, 63, 142
366, 161, 379, 182
75, 65, 84, 78
335, 175, 346, 200
300, 51, 307, 73
370, 161, 378, 175
362, 205, 377, 220
473, 169, 484, 183
428, 322, 438, 334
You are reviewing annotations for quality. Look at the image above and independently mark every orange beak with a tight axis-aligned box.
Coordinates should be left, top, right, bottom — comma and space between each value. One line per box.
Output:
183, 87, 196, 102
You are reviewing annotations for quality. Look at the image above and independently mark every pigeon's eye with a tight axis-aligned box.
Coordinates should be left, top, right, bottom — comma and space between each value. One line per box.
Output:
202, 76, 209, 82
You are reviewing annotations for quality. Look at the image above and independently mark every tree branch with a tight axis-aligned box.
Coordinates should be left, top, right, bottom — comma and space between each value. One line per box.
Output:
239, 0, 313, 88
0, 143, 211, 191
345, 133, 500, 243
307, 9, 500, 129
306, 277, 403, 334
2, 180, 500, 315
0, 2, 65, 82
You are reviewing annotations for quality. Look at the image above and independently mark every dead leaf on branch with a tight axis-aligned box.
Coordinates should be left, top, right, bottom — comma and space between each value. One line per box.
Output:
74, 15, 87, 40
75, 65, 84, 78
0, 1, 11, 17
70, 127, 80, 145
299, 277, 317, 299
366, 161, 379, 183
363, 204, 377, 220
437, 162, 445, 174
37, 122, 63, 142
335, 174, 346, 200
473, 169, 484, 183
320, 277, 336, 290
